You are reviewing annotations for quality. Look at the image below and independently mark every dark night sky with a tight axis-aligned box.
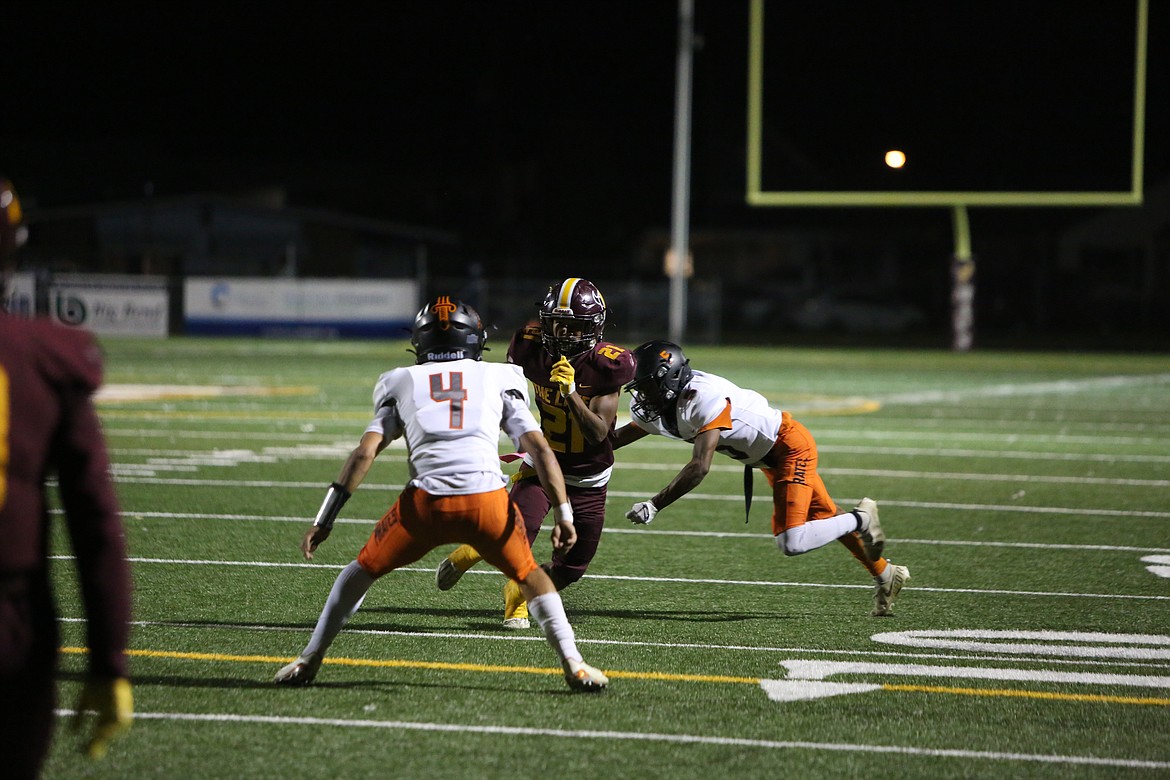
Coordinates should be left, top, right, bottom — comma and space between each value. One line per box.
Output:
3, 2, 1167, 272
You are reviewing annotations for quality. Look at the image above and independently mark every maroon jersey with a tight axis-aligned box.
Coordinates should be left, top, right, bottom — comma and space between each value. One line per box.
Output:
507, 323, 634, 480
0, 314, 130, 677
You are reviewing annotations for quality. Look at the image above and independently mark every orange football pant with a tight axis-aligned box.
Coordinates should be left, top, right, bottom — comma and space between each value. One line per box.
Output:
357, 486, 539, 582
761, 411, 839, 534
761, 411, 885, 577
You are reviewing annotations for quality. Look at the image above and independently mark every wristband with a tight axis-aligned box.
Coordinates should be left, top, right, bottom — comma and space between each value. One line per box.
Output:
554, 502, 574, 525
313, 482, 352, 530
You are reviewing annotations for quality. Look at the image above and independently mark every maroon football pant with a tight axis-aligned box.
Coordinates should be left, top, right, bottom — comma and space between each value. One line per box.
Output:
0, 575, 59, 780
510, 476, 608, 590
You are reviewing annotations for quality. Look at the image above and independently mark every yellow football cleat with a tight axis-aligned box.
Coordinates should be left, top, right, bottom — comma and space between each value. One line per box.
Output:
435, 544, 483, 590
503, 578, 530, 629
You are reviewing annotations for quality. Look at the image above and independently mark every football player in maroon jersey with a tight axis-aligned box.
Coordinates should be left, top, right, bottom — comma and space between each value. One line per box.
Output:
435, 278, 635, 628
0, 176, 133, 777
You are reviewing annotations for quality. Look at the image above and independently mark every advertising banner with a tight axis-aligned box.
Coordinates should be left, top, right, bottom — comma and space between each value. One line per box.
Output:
48, 275, 169, 337
2, 271, 36, 317
184, 278, 418, 337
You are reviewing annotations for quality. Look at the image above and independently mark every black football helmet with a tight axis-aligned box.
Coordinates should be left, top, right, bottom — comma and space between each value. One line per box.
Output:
410, 296, 487, 364
538, 277, 607, 357
624, 340, 693, 422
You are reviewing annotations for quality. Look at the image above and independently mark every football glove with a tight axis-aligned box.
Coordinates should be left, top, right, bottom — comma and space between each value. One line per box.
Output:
626, 500, 658, 525
73, 676, 133, 759
550, 356, 576, 397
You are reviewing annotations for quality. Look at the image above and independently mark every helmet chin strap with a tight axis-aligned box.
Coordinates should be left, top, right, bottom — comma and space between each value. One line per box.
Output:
660, 400, 681, 438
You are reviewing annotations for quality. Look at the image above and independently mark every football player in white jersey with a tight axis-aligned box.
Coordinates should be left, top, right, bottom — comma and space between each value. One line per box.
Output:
612, 340, 910, 617
434, 278, 635, 629
274, 297, 608, 691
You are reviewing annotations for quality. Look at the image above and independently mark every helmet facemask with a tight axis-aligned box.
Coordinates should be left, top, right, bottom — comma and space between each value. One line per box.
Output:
626, 376, 669, 422
624, 341, 692, 423
538, 278, 607, 357
540, 311, 604, 357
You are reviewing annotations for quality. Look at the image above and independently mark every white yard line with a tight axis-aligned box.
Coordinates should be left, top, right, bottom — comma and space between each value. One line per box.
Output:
49, 709, 1170, 771
102, 424, 1170, 448
94, 476, 1170, 519
874, 373, 1170, 405
47, 555, 1170, 602
57, 617, 1170, 672
105, 443, 1170, 464
103, 472, 1170, 497
615, 461, 1170, 487
76, 508, 1170, 550
818, 445, 1170, 464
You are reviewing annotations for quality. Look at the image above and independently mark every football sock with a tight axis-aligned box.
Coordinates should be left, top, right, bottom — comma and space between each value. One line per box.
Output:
447, 544, 483, 572
838, 532, 887, 577
527, 592, 581, 664
777, 512, 860, 554
302, 560, 375, 658
503, 578, 529, 620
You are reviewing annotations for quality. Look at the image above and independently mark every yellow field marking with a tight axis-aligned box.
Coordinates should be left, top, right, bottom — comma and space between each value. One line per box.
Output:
799, 401, 881, 417
98, 409, 369, 421
97, 384, 319, 404
882, 683, 1170, 706
757, 392, 881, 416
606, 669, 762, 684
61, 647, 1170, 706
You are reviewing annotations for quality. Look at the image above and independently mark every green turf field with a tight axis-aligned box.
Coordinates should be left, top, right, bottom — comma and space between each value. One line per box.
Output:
42, 337, 1170, 779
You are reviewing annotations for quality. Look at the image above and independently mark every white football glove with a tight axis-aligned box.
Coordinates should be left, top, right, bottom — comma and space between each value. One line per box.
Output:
626, 500, 658, 525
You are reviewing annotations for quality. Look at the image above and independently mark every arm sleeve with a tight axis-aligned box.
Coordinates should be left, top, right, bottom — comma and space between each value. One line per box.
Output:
365, 401, 403, 440
499, 368, 540, 449
366, 370, 404, 439
53, 391, 132, 679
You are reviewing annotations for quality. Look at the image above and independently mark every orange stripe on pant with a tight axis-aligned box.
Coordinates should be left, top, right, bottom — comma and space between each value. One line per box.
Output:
760, 411, 840, 536
356, 486, 539, 583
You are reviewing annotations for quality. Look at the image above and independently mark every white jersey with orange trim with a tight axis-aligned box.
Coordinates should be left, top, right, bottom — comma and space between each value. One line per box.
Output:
365, 359, 540, 495
629, 370, 783, 466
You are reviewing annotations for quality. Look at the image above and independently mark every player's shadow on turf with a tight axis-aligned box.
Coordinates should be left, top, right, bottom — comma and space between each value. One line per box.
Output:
60, 669, 577, 697
358, 605, 530, 632
57, 669, 276, 691
566, 608, 789, 623
150, 609, 496, 632
360, 605, 790, 628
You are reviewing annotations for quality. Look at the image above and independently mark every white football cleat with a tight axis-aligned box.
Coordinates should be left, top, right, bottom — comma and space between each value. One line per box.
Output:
563, 659, 608, 693
273, 653, 322, 685
435, 559, 465, 591
872, 564, 910, 617
502, 617, 531, 630
855, 497, 885, 561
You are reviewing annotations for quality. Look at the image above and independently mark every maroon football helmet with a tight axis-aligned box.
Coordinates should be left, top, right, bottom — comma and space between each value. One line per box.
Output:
538, 278, 607, 357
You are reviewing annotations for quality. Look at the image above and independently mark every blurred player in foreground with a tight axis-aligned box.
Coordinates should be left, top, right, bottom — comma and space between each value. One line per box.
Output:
614, 340, 910, 617
274, 296, 607, 692
0, 175, 133, 778
433, 278, 634, 628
